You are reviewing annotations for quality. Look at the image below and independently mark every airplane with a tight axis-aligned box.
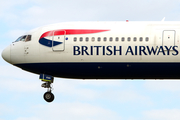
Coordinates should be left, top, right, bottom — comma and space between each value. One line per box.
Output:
2, 21, 180, 102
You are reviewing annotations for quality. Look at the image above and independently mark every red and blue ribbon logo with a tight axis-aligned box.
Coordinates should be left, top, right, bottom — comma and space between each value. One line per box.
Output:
39, 29, 109, 47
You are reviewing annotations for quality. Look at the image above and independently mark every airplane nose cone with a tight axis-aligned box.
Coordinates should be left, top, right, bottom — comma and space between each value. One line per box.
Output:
2, 46, 11, 63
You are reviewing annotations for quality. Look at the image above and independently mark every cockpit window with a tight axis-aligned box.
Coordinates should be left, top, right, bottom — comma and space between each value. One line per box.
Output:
25, 35, 31, 42
15, 36, 23, 42
15, 35, 32, 42
21, 36, 27, 41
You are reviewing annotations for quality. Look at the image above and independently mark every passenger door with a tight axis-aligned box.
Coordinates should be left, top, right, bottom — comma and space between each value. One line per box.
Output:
163, 30, 175, 46
52, 30, 65, 51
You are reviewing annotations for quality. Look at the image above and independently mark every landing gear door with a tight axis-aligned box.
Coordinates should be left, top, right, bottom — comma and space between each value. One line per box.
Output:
52, 30, 65, 51
163, 30, 175, 46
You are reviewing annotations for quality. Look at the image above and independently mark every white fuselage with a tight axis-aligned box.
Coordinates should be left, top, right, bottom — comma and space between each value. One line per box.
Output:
2, 21, 180, 79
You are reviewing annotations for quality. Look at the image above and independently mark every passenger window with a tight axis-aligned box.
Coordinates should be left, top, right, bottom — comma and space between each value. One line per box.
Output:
115, 37, 119, 41
86, 37, 89, 42
80, 37, 83, 42
92, 37, 95, 42
145, 37, 149, 42
140, 37, 143, 42
121, 37, 125, 41
133, 37, 137, 41
97, 37, 101, 42
127, 37, 131, 41
109, 37, 113, 42
104, 37, 107, 41
25, 35, 31, 42
74, 37, 77, 42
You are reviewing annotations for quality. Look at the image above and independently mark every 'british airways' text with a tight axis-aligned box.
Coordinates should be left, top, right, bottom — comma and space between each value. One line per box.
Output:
73, 46, 179, 56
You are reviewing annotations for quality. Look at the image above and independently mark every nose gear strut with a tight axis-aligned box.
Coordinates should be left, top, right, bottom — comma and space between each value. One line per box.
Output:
40, 74, 55, 102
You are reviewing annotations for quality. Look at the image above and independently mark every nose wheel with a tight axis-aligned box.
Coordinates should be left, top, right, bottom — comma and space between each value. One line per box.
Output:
44, 91, 54, 102
40, 74, 55, 103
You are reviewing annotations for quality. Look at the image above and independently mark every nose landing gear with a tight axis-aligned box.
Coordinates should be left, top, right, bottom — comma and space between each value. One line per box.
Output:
43, 91, 54, 102
40, 74, 55, 102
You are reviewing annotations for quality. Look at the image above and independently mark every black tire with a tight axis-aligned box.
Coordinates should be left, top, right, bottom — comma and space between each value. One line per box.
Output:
43, 92, 55, 102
